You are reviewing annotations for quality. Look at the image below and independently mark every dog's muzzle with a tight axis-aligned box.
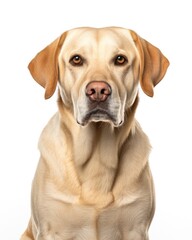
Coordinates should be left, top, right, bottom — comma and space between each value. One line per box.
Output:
76, 81, 122, 126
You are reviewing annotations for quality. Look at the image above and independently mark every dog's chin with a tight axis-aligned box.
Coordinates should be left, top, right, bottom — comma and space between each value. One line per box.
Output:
77, 110, 123, 127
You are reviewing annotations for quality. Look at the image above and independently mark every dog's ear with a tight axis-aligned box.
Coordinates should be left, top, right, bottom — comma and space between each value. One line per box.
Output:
28, 32, 67, 99
130, 30, 169, 97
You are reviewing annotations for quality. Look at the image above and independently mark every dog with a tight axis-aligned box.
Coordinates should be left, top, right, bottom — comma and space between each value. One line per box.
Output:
21, 27, 169, 240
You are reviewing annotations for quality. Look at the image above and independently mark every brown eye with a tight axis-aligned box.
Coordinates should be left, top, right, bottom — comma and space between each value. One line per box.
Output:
115, 55, 127, 65
70, 55, 83, 66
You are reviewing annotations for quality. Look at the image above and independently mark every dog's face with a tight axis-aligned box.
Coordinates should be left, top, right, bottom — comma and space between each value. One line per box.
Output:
28, 27, 169, 127
58, 28, 140, 126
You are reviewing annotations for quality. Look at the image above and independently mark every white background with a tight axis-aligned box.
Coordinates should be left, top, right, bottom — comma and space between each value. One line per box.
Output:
0, 0, 191, 239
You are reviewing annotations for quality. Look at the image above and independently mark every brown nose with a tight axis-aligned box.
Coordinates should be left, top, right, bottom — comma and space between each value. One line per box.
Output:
86, 81, 111, 102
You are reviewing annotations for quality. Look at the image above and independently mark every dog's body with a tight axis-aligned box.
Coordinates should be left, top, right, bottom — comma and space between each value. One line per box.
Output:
21, 27, 169, 240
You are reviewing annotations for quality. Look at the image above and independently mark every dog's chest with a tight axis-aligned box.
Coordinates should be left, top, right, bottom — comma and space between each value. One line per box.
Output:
37, 118, 153, 239
40, 197, 148, 240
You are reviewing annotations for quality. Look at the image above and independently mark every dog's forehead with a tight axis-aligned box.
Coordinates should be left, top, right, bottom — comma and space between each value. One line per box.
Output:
62, 27, 135, 53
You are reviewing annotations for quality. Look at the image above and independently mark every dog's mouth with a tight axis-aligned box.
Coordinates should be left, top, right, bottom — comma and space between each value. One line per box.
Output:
78, 107, 121, 126
85, 108, 115, 122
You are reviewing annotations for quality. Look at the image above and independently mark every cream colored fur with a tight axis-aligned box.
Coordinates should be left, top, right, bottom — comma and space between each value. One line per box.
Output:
21, 27, 169, 240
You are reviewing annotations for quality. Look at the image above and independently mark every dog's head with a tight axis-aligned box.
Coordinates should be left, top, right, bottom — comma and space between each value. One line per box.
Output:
28, 27, 169, 127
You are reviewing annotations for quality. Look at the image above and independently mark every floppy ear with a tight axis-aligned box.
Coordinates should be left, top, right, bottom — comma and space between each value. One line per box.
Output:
28, 32, 67, 99
130, 30, 169, 97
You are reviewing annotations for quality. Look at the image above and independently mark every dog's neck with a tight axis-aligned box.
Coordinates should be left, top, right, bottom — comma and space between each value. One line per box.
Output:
58, 94, 139, 161
57, 94, 140, 207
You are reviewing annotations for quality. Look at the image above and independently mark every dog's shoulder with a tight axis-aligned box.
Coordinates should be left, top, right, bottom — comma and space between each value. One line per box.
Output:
121, 120, 151, 167
38, 113, 69, 161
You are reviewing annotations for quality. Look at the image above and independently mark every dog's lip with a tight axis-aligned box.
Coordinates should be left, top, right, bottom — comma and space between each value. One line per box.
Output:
87, 108, 111, 117
85, 108, 113, 120
78, 107, 121, 126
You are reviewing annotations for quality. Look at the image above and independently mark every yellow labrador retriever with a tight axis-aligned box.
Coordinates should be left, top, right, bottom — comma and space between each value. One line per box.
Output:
21, 27, 169, 240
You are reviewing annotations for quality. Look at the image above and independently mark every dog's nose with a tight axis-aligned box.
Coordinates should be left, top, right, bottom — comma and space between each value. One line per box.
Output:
86, 81, 111, 102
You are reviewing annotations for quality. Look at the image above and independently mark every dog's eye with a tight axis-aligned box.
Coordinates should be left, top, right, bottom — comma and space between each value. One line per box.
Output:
114, 55, 127, 66
70, 55, 83, 66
